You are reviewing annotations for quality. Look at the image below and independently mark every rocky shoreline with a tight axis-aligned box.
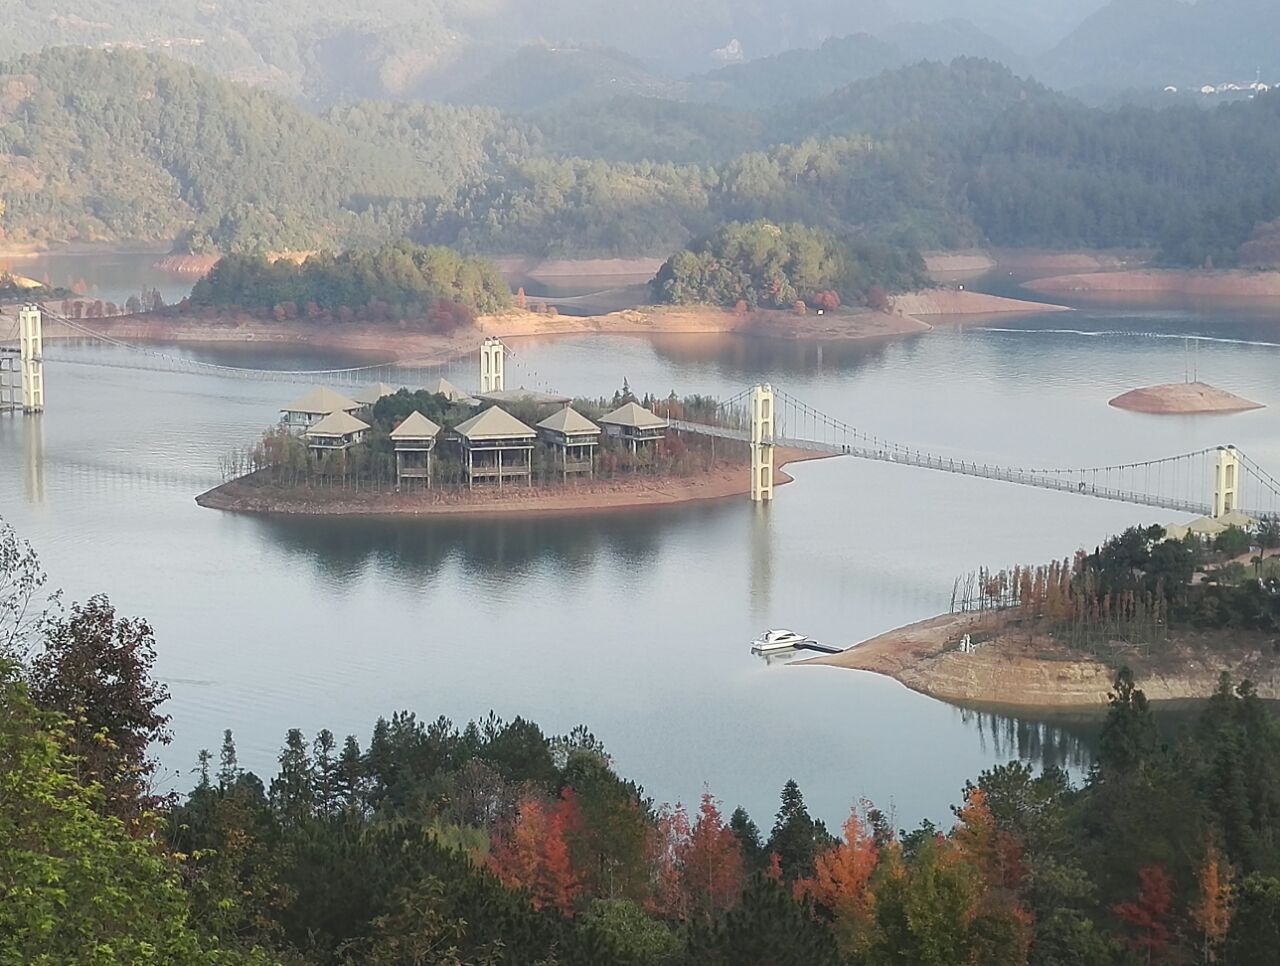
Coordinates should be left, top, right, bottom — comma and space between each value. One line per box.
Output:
799, 611, 1280, 711
1025, 268, 1280, 297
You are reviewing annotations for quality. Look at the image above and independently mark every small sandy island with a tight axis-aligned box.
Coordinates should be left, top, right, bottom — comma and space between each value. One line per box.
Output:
197, 449, 827, 519
1110, 382, 1264, 415
799, 611, 1280, 711
1025, 269, 1280, 298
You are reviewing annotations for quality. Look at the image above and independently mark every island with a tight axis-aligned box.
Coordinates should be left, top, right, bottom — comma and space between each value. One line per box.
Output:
1109, 382, 1264, 415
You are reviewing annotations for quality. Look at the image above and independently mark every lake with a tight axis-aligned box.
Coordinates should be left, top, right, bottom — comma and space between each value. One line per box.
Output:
3, 275, 1279, 829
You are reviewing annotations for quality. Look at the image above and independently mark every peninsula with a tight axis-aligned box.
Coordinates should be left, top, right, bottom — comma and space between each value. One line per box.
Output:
801, 524, 1280, 711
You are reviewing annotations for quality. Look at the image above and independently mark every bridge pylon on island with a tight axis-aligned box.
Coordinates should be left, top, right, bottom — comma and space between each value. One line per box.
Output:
1213, 445, 1240, 518
1, 303, 43, 414
480, 337, 505, 394
750, 383, 775, 503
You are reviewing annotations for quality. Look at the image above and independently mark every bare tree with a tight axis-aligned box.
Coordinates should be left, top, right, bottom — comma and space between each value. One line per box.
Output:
0, 516, 57, 661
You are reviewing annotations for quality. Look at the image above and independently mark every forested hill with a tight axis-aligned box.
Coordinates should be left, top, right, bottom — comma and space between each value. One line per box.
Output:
2, 48, 1280, 267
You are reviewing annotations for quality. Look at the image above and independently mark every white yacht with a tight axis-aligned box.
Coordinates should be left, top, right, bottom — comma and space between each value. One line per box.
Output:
751, 629, 809, 653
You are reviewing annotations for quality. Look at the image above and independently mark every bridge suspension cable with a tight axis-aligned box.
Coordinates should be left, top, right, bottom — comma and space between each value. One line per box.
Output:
679, 387, 1280, 520
29, 307, 466, 388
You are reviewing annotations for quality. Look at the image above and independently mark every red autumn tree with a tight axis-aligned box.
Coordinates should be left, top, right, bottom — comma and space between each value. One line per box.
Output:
765, 851, 783, 881
795, 805, 879, 955
648, 803, 692, 920
488, 793, 582, 914
684, 793, 745, 921
951, 787, 1034, 964
1113, 864, 1175, 965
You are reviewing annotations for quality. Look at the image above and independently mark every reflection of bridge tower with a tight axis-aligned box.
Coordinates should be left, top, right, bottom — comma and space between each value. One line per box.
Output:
1213, 445, 1239, 518
480, 337, 505, 394
20, 304, 44, 413
750, 383, 775, 503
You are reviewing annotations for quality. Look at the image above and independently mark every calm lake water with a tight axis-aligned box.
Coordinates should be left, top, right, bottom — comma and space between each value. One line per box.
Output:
3, 269, 1280, 829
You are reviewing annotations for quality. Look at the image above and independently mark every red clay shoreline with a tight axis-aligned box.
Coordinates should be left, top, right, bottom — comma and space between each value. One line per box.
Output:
29, 290, 1073, 367
195, 450, 830, 520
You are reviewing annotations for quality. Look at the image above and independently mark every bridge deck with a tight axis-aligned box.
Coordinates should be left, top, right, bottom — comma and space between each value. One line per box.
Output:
670, 419, 1226, 517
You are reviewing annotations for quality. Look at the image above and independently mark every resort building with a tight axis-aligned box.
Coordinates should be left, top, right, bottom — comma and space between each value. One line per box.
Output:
599, 401, 669, 452
453, 406, 537, 489
304, 411, 370, 453
390, 411, 441, 488
428, 377, 475, 404
353, 382, 402, 408
537, 407, 601, 479
475, 387, 572, 407
281, 387, 363, 432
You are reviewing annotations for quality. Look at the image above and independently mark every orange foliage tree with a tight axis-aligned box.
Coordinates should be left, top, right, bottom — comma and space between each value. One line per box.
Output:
795, 804, 880, 956
951, 788, 1034, 963
684, 793, 745, 921
488, 791, 583, 914
1188, 844, 1233, 963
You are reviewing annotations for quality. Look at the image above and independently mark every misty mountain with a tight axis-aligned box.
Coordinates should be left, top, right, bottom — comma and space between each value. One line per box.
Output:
1043, 0, 1280, 92
0, 0, 1115, 103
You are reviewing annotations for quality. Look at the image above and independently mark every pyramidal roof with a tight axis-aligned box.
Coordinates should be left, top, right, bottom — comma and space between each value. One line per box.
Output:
306, 410, 370, 437
476, 386, 572, 406
429, 377, 470, 402
353, 382, 402, 405
453, 406, 536, 441
1188, 516, 1227, 535
282, 386, 360, 415
1218, 509, 1257, 529
390, 411, 442, 439
537, 406, 600, 435
600, 401, 669, 430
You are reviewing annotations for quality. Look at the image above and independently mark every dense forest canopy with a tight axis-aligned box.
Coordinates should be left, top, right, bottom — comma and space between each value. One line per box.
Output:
652, 221, 927, 308
188, 243, 511, 322
1, 48, 1279, 266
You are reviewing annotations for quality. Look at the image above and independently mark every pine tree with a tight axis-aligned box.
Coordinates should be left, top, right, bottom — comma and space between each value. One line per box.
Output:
269, 728, 313, 827
767, 780, 831, 881
217, 729, 240, 790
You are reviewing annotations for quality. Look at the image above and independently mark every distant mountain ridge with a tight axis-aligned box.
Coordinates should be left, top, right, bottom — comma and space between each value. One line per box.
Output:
1043, 0, 1280, 91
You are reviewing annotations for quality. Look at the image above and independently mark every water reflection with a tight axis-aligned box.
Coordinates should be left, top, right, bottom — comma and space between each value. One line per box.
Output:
748, 504, 774, 619
644, 332, 907, 377
955, 706, 1099, 774
248, 500, 739, 583
23, 417, 44, 504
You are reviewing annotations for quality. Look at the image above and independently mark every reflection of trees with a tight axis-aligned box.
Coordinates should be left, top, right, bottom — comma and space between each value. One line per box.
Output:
248, 500, 741, 586
644, 333, 906, 377
955, 706, 1100, 774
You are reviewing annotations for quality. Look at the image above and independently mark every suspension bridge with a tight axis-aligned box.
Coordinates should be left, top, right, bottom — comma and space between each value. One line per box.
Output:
4, 304, 1279, 521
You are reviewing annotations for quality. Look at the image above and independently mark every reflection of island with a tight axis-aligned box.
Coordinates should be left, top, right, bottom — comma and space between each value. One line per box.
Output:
1109, 381, 1264, 414
643, 332, 902, 376
245, 496, 742, 584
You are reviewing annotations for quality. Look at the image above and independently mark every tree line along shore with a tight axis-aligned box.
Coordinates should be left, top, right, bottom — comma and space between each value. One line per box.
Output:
10, 509, 1280, 964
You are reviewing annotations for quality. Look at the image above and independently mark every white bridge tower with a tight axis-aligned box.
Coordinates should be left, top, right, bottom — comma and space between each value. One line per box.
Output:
480, 337, 505, 394
750, 383, 775, 503
19, 304, 43, 413
1212, 445, 1239, 519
